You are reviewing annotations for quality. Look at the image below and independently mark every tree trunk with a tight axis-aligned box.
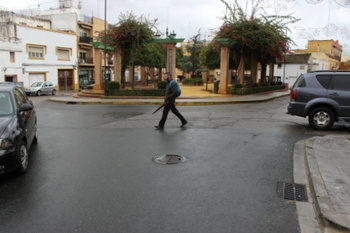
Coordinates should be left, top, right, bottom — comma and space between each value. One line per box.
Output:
268, 63, 274, 83
251, 53, 258, 84
121, 64, 126, 88
260, 61, 267, 84
237, 53, 245, 84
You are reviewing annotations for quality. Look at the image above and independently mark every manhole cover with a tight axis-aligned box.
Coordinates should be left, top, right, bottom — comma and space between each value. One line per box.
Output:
152, 154, 187, 165
278, 182, 308, 202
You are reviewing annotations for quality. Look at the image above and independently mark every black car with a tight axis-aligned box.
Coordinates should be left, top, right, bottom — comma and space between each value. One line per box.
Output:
287, 71, 350, 130
0, 84, 38, 174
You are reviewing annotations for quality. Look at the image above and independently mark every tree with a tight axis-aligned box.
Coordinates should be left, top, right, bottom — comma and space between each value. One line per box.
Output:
97, 12, 156, 87
216, 0, 299, 84
185, 33, 204, 76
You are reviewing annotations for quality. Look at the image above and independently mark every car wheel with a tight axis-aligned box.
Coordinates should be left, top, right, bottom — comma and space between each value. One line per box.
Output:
36, 90, 42, 96
17, 141, 29, 174
308, 107, 335, 130
52, 89, 56, 95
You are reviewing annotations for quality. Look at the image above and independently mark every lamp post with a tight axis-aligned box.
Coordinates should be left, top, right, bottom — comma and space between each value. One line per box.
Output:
131, 29, 136, 90
103, 0, 107, 95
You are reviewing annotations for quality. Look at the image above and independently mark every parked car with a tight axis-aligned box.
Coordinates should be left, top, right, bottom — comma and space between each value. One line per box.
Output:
287, 71, 350, 130
0, 84, 38, 174
25, 81, 56, 96
0, 81, 25, 90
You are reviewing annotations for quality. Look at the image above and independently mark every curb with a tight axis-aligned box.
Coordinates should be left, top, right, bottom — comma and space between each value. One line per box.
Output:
49, 92, 290, 105
305, 137, 350, 232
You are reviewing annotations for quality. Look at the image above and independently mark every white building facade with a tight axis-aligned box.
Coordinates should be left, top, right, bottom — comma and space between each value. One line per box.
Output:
17, 25, 77, 90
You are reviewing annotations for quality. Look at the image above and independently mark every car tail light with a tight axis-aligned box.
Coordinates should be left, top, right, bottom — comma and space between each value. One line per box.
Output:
291, 89, 297, 101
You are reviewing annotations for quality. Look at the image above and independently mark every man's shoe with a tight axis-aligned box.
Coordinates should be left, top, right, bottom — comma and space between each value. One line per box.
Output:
180, 120, 188, 127
155, 125, 163, 130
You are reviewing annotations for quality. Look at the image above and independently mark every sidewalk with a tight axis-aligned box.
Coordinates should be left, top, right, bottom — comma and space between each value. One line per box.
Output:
295, 136, 350, 233
50, 84, 290, 105
50, 85, 350, 232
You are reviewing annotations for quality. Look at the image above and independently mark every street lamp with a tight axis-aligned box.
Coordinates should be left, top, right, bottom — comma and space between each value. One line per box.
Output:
131, 29, 136, 90
103, 0, 107, 95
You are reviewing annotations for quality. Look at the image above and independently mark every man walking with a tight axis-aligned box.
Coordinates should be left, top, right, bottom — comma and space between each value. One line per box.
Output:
155, 73, 187, 129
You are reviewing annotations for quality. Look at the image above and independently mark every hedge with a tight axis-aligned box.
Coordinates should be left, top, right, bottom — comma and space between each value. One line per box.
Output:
230, 85, 285, 95
182, 78, 204, 85
106, 89, 165, 96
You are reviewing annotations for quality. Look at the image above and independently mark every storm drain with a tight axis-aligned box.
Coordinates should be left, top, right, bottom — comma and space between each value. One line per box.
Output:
152, 154, 187, 165
278, 182, 308, 202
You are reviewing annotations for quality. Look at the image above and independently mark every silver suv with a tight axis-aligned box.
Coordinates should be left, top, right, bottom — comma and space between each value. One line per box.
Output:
287, 71, 350, 130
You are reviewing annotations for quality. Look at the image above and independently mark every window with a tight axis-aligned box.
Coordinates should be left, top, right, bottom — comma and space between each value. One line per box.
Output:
0, 92, 14, 115
28, 45, 45, 59
10, 52, 15, 63
79, 51, 87, 63
294, 75, 306, 88
316, 75, 332, 89
13, 87, 26, 106
57, 47, 71, 60
79, 29, 88, 37
330, 75, 350, 91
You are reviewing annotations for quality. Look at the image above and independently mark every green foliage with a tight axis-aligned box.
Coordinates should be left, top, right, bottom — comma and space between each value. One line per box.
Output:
216, 0, 300, 66
107, 81, 121, 91
97, 12, 157, 86
200, 42, 221, 69
182, 78, 204, 85
230, 84, 285, 95
234, 83, 243, 88
157, 81, 167, 89
134, 43, 166, 68
178, 33, 204, 75
106, 89, 165, 96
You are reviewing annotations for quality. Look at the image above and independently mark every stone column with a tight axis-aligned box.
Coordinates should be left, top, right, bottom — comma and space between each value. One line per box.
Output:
93, 48, 102, 91
219, 45, 230, 94
114, 48, 121, 83
166, 43, 176, 80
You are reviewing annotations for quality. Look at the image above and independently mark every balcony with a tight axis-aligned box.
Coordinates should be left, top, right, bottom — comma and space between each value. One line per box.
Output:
79, 57, 94, 64
79, 36, 92, 43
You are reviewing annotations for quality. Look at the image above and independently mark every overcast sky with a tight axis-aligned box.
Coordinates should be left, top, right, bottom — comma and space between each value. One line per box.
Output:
1, 0, 350, 55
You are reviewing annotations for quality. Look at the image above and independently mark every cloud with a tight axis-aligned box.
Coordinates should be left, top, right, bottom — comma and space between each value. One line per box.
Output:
2, 0, 350, 54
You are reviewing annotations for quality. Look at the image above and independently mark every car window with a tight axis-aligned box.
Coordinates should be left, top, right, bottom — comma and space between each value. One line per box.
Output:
0, 92, 14, 115
316, 75, 332, 89
13, 87, 27, 106
293, 75, 306, 88
31, 82, 42, 87
329, 75, 350, 91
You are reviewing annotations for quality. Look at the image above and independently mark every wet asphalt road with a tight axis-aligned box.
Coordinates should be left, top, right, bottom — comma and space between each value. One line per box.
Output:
1, 95, 348, 233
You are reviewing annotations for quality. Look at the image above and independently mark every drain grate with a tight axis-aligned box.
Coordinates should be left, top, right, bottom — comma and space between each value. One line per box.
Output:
281, 182, 308, 202
152, 154, 186, 165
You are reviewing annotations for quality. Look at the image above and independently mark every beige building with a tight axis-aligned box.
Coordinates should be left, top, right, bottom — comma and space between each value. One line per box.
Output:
293, 40, 342, 70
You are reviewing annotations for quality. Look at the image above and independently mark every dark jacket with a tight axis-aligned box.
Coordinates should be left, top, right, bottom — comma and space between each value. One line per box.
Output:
164, 80, 178, 103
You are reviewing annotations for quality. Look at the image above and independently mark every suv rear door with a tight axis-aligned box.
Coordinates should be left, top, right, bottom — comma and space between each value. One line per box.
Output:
327, 74, 350, 117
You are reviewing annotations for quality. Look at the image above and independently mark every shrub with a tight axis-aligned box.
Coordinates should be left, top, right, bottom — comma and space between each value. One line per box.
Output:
182, 78, 204, 85
157, 81, 167, 89
234, 83, 243, 89
107, 81, 120, 91
230, 84, 285, 95
106, 89, 165, 96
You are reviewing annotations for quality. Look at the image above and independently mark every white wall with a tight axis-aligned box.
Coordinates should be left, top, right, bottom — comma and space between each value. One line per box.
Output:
17, 25, 77, 88
0, 40, 23, 82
